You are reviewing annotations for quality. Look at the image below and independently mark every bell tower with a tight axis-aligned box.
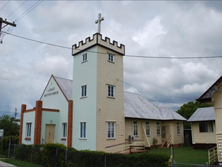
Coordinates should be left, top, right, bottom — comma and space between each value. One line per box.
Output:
72, 33, 125, 151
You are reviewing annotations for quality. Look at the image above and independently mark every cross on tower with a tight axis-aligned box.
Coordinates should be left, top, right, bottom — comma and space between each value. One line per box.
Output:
95, 13, 104, 34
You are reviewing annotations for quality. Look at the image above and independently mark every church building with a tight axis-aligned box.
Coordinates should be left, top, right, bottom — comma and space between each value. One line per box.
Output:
19, 12, 186, 150
19, 33, 186, 151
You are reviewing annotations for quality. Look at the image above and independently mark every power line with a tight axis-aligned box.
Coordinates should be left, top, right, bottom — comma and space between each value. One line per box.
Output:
0, 0, 10, 12
2, 31, 71, 49
125, 55, 222, 59
14, 0, 42, 23
2, 31, 222, 60
6, 0, 27, 19
117, 78, 158, 105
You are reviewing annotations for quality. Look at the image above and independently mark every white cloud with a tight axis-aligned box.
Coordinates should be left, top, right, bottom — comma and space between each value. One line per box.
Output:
133, 16, 166, 48
1, 1, 222, 115
32, 55, 72, 78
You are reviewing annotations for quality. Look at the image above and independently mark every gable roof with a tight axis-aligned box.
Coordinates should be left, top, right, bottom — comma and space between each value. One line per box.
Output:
54, 76, 73, 101
197, 76, 222, 103
187, 107, 215, 122
47, 76, 186, 121
40, 75, 73, 101
124, 92, 186, 121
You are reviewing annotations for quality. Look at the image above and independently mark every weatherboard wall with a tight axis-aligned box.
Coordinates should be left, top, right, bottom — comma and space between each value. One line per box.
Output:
212, 84, 222, 162
125, 119, 162, 146
213, 84, 222, 135
170, 121, 184, 145
191, 122, 216, 144
125, 119, 184, 146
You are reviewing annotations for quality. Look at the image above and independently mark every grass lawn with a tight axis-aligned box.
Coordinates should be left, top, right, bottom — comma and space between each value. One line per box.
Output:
0, 154, 7, 158
0, 158, 43, 167
149, 146, 208, 165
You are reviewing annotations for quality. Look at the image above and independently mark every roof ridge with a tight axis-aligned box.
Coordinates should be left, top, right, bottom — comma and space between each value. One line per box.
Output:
124, 91, 159, 108
124, 91, 141, 96
54, 75, 73, 81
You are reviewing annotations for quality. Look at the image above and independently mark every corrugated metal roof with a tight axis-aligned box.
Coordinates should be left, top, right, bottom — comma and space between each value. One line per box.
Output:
187, 107, 215, 122
124, 92, 186, 121
53, 76, 186, 121
159, 107, 186, 120
54, 76, 73, 100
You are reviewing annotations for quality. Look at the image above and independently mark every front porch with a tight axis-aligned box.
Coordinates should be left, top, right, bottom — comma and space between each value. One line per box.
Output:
105, 139, 147, 154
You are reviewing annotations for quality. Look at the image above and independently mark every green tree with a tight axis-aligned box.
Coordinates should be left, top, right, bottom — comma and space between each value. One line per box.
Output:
0, 115, 19, 136
177, 101, 212, 129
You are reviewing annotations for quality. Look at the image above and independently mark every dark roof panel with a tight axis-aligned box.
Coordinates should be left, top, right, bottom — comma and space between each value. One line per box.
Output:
197, 76, 222, 102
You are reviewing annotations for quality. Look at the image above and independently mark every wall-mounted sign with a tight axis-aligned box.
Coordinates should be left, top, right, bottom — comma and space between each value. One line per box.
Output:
44, 87, 59, 97
48, 87, 55, 92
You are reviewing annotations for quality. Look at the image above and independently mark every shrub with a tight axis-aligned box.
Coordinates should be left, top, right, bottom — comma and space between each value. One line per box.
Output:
67, 150, 105, 167
42, 143, 66, 167
31, 144, 44, 165
15, 144, 43, 165
13, 143, 170, 167
106, 152, 169, 167
15, 144, 32, 161
67, 149, 169, 167
0, 136, 19, 155
152, 137, 158, 148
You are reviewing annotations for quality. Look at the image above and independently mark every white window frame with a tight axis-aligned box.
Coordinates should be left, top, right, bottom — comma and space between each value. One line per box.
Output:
133, 121, 138, 136
82, 53, 87, 62
62, 122, 67, 138
26, 122, 32, 137
107, 122, 115, 139
146, 122, 150, 136
108, 53, 114, 62
177, 122, 181, 135
107, 85, 115, 98
80, 122, 86, 139
81, 85, 87, 98
157, 122, 161, 135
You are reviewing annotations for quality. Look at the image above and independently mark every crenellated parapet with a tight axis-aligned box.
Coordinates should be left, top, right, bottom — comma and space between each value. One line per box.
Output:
72, 33, 125, 56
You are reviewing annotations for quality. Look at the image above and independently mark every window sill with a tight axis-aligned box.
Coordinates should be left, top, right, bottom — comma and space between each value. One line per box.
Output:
146, 135, 151, 137
25, 137, 31, 141
80, 96, 87, 99
79, 138, 87, 140
107, 60, 115, 64
107, 138, 116, 140
82, 60, 88, 64
107, 96, 115, 99
61, 138, 67, 141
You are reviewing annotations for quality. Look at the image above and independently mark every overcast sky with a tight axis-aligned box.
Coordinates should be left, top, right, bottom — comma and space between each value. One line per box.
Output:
1, 1, 222, 117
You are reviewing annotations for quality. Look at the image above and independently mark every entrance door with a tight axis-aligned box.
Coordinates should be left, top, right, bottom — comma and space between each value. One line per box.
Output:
162, 125, 170, 140
45, 124, 55, 143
